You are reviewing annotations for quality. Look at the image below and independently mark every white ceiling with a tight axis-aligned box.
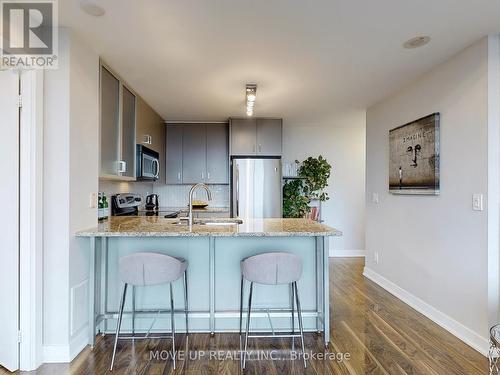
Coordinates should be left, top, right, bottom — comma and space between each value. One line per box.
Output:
61, 0, 500, 122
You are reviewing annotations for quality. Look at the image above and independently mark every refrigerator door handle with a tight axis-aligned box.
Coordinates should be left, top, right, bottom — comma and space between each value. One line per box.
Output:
235, 165, 239, 217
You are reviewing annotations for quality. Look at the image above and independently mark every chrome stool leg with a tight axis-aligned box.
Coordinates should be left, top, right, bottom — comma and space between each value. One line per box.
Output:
294, 281, 307, 368
239, 275, 244, 367
110, 283, 128, 371
290, 282, 295, 351
131, 286, 136, 338
170, 283, 176, 369
183, 270, 189, 336
242, 281, 253, 369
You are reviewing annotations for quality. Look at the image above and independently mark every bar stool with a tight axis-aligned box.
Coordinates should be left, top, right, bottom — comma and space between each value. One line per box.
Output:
110, 252, 189, 371
239, 252, 306, 369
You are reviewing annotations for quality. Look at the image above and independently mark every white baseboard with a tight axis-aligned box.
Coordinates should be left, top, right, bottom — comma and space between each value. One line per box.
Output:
69, 325, 89, 361
42, 345, 70, 363
363, 267, 489, 356
43, 325, 89, 363
329, 249, 365, 257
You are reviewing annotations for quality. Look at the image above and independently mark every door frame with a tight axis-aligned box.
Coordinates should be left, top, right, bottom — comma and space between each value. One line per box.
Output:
18, 70, 44, 371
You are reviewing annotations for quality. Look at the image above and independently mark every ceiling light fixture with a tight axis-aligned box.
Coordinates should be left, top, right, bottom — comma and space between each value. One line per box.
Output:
246, 84, 257, 116
80, 1, 106, 17
403, 36, 431, 49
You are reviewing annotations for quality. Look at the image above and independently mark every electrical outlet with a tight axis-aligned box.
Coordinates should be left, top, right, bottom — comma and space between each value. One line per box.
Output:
374, 251, 379, 264
372, 193, 379, 204
472, 194, 483, 211
89, 192, 97, 208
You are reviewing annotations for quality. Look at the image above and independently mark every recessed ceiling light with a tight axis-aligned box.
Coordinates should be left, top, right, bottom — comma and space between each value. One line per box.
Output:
403, 36, 431, 49
80, 1, 106, 17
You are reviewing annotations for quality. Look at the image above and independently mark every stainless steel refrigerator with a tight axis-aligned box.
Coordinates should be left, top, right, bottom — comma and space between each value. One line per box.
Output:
231, 158, 282, 218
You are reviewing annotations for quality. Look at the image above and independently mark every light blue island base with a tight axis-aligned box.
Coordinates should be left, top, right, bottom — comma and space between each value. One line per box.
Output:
87, 235, 330, 347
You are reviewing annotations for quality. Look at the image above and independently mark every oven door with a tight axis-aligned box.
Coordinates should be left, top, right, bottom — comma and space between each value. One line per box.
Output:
141, 153, 159, 179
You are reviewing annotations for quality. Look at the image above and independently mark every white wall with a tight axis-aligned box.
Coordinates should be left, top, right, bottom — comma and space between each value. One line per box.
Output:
365, 37, 490, 353
43, 31, 71, 353
283, 110, 366, 253
68, 32, 99, 358
43, 29, 99, 362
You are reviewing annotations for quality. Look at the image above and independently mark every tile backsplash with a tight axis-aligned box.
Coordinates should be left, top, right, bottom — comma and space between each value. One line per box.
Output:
99, 179, 230, 208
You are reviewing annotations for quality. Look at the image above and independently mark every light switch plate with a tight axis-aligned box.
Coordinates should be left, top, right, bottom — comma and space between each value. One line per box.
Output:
472, 193, 483, 211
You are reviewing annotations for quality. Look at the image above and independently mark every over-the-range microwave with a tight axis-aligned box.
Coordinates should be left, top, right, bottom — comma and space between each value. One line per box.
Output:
136, 144, 159, 180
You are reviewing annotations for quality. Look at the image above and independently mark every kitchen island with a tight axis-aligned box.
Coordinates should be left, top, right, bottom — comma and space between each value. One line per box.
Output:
76, 217, 341, 347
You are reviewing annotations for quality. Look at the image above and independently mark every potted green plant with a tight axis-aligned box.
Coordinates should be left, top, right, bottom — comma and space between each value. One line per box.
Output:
283, 155, 332, 219
299, 155, 331, 202
283, 179, 310, 218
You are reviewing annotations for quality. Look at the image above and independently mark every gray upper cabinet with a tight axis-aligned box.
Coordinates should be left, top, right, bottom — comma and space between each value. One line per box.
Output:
166, 124, 183, 184
100, 66, 120, 176
165, 123, 229, 184
121, 86, 137, 178
230, 118, 257, 155
230, 118, 282, 156
257, 119, 282, 155
206, 123, 229, 183
99, 63, 137, 180
182, 124, 207, 184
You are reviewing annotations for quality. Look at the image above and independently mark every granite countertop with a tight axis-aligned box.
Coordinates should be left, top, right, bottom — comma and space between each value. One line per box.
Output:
75, 217, 342, 237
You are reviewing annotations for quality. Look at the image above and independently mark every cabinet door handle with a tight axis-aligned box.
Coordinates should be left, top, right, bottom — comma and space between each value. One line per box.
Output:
177, 172, 181, 180
143, 134, 152, 145
118, 161, 126, 173
207, 172, 210, 180
153, 159, 160, 178
258, 144, 262, 153
201, 172, 204, 180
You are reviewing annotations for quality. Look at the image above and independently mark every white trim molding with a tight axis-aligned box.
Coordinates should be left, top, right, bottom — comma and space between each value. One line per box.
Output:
19, 70, 44, 371
363, 267, 489, 356
329, 249, 365, 257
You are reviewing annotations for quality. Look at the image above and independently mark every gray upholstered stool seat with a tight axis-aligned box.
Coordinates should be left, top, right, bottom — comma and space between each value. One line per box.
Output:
111, 252, 189, 371
239, 252, 307, 369
119, 252, 188, 286
241, 252, 303, 284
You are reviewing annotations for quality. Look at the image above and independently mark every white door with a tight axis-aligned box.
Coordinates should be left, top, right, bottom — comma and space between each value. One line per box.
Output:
0, 70, 20, 371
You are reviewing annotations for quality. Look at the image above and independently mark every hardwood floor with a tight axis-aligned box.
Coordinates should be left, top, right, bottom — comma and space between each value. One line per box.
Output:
2, 258, 487, 374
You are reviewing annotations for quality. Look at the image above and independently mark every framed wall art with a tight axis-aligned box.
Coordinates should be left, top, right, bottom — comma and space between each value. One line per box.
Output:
389, 113, 440, 195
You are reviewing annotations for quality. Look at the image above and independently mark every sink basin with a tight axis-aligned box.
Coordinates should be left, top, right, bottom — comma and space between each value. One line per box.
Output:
170, 219, 243, 226
199, 219, 243, 226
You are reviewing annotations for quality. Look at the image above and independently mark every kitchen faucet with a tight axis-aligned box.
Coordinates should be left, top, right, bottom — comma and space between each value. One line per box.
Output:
181, 183, 212, 227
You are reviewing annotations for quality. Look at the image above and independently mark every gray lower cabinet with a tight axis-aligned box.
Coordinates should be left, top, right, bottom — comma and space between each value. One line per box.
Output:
206, 123, 229, 183
230, 118, 257, 155
182, 124, 207, 183
166, 124, 183, 184
165, 123, 229, 184
257, 118, 282, 155
230, 118, 282, 156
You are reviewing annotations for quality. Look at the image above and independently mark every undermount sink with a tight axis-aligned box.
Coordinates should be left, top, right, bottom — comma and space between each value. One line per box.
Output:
171, 219, 243, 226
201, 220, 243, 226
